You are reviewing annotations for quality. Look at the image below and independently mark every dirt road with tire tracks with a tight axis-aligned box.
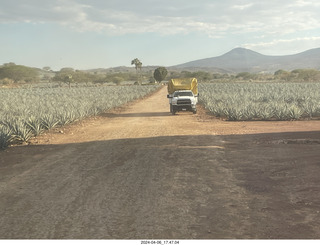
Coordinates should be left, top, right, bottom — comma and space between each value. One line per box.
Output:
1, 86, 320, 239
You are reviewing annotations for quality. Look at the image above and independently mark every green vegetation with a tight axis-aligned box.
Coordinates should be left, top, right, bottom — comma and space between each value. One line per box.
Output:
167, 70, 220, 82
2, 61, 319, 87
0, 85, 159, 149
0, 63, 39, 83
131, 58, 142, 71
53, 68, 99, 87
167, 69, 320, 83
273, 69, 320, 82
199, 83, 320, 121
131, 58, 143, 85
0, 63, 152, 87
153, 67, 168, 83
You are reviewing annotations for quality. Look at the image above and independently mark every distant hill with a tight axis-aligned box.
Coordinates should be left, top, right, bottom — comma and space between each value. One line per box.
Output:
173, 47, 320, 73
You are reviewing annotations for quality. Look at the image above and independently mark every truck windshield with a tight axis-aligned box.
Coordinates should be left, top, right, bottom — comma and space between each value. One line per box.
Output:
174, 91, 193, 97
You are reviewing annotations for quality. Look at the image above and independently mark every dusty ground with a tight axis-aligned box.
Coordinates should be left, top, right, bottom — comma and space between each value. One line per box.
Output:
0, 86, 320, 239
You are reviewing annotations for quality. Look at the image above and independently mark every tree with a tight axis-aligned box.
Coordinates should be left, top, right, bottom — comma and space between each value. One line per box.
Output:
131, 58, 142, 85
3, 62, 16, 67
53, 68, 75, 88
274, 69, 291, 81
0, 64, 39, 83
72, 70, 95, 85
236, 72, 254, 80
191, 71, 212, 82
112, 76, 124, 85
153, 67, 168, 83
64, 74, 74, 88
296, 69, 320, 82
43, 66, 51, 71
131, 58, 142, 71
274, 69, 288, 76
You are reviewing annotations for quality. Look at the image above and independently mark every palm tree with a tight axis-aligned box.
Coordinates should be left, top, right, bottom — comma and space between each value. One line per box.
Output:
131, 58, 142, 71
131, 58, 142, 84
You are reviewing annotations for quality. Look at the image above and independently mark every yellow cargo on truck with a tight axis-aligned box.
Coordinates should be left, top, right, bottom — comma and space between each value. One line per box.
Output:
167, 78, 199, 115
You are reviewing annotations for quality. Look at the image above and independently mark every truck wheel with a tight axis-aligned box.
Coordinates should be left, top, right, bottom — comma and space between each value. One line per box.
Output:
172, 106, 176, 115
170, 104, 173, 113
193, 110, 197, 114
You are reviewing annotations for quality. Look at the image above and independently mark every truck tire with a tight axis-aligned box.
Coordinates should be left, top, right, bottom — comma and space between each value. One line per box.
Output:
172, 105, 177, 115
193, 109, 197, 114
170, 104, 173, 113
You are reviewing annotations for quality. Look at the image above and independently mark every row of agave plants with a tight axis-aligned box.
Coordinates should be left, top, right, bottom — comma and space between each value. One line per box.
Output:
199, 82, 320, 121
0, 85, 159, 149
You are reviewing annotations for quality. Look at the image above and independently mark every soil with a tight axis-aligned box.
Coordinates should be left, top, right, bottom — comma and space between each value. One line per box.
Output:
1, 86, 320, 239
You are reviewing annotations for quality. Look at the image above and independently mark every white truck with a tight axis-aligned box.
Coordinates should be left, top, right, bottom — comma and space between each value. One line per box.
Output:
167, 78, 199, 115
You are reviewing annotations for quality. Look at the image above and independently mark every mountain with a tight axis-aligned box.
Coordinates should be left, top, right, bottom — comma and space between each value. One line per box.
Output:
173, 47, 320, 73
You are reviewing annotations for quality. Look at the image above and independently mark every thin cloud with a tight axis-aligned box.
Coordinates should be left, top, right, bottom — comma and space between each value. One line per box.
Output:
232, 3, 254, 10
243, 37, 320, 54
1, 0, 320, 38
245, 36, 320, 47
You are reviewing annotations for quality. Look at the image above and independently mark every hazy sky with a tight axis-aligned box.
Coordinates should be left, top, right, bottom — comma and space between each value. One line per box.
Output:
1, 0, 320, 70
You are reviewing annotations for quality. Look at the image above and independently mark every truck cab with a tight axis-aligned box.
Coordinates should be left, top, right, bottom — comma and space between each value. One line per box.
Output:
168, 90, 198, 114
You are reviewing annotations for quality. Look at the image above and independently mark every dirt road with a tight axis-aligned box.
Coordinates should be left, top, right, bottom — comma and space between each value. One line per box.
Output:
1, 86, 320, 239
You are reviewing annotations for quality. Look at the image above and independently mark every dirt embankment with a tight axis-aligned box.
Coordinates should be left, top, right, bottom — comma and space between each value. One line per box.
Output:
0, 86, 320, 239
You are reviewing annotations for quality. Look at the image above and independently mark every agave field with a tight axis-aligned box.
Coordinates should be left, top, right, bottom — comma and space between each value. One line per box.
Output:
0, 85, 159, 149
199, 82, 320, 121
